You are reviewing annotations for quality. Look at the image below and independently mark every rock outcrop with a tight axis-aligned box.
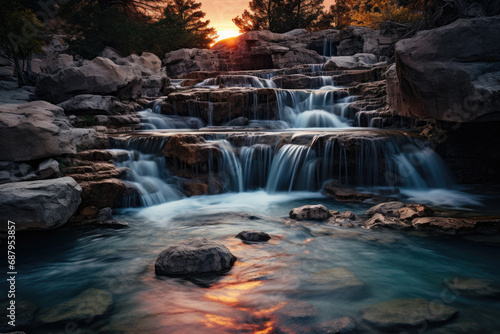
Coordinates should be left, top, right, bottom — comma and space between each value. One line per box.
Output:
389, 17, 500, 122
0, 101, 96, 162
155, 237, 236, 276
323, 53, 379, 71
36, 57, 143, 104
0, 177, 82, 231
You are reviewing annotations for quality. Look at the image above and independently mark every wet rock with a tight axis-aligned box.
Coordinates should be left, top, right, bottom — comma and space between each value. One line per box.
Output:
412, 217, 477, 235
308, 268, 366, 297
328, 211, 357, 227
96, 207, 113, 221
289, 204, 332, 221
444, 278, 500, 300
155, 237, 236, 276
366, 201, 405, 217
314, 316, 356, 333
182, 180, 209, 196
0, 177, 82, 231
235, 230, 271, 242
78, 178, 131, 209
324, 182, 372, 202
227, 117, 249, 126
399, 204, 434, 220
274, 300, 319, 319
37, 288, 112, 325
163, 134, 221, 166
360, 298, 458, 332
364, 213, 411, 230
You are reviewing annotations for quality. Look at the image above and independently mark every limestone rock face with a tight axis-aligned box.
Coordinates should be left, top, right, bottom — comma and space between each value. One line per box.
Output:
389, 17, 500, 122
155, 237, 236, 276
289, 204, 332, 221
36, 57, 142, 103
0, 177, 82, 231
360, 298, 458, 332
0, 101, 96, 162
164, 48, 219, 77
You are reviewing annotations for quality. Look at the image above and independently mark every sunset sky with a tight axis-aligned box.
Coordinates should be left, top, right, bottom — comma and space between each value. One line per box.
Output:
202, 0, 336, 41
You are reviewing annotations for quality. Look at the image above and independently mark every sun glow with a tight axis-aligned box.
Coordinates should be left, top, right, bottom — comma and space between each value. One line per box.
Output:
214, 30, 241, 43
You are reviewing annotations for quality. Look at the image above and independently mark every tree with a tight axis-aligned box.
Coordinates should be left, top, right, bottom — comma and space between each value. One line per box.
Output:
350, 0, 420, 28
0, 0, 45, 86
159, 0, 217, 49
315, 0, 355, 30
233, 0, 324, 33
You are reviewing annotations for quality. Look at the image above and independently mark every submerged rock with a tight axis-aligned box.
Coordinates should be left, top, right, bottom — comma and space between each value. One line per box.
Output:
0, 177, 82, 231
444, 278, 500, 300
360, 298, 458, 332
37, 289, 112, 326
314, 316, 356, 333
289, 204, 332, 221
235, 230, 271, 242
274, 300, 319, 319
155, 237, 236, 276
307, 268, 366, 297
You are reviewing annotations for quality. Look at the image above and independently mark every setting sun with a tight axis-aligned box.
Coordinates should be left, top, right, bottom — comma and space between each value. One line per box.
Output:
214, 30, 241, 43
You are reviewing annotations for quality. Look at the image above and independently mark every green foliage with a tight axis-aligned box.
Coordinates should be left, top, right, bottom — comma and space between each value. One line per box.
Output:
0, 0, 45, 86
233, 0, 325, 33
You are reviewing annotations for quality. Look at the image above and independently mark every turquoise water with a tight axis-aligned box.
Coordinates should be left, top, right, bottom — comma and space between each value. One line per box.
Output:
15, 191, 500, 333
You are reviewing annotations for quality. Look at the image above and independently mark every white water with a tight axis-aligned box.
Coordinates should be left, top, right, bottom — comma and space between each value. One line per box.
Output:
197, 75, 276, 88
294, 110, 350, 128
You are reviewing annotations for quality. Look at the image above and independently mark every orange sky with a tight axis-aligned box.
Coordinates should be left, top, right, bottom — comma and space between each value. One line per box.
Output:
201, 0, 336, 37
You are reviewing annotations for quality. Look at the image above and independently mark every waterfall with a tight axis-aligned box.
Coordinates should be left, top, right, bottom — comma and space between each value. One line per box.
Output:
138, 110, 204, 130
265, 144, 316, 193
311, 64, 324, 73
217, 140, 244, 192
197, 75, 276, 88
294, 110, 349, 128
114, 150, 183, 207
239, 144, 274, 190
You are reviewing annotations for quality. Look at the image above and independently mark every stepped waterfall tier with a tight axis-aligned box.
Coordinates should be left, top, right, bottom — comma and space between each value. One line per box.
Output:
3, 19, 500, 334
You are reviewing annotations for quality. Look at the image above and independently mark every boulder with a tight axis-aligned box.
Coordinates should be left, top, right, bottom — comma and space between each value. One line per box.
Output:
78, 178, 131, 209
0, 177, 82, 231
36, 158, 61, 179
444, 277, 500, 300
412, 217, 484, 235
37, 289, 112, 326
390, 17, 500, 122
235, 230, 271, 242
0, 101, 96, 162
289, 204, 332, 221
398, 204, 434, 220
366, 201, 405, 216
364, 213, 411, 230
360, 298, 458, 332
164, 48, 219, 77
163, 134, 221, 166
155, 237, 236, 276
57, 94, 135, 115
323, 53, 378, 71
36, 57, 142, 103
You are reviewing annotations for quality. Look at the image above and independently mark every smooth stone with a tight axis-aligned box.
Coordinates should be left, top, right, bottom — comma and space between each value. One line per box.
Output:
37, 289, 112, 325
275, 300, 319, 319
307, 268, 366, 297
155, 237, 236, 276
444, 277, 500, 300
289, 204, 332, 221
360, 298, 458, 332
235, 230, 271, 242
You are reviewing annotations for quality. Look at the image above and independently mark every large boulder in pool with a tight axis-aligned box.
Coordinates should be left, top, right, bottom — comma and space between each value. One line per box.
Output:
360, 298, 458, 332
0, 177, 82, 231
155, 237, 236, 276
388, 16, 500, 122
236, 230, 271, 242
289, 204, 332, 221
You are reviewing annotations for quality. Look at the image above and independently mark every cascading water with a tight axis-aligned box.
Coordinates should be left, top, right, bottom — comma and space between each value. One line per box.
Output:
197, 75, 276, 88
113, 149, 183, 206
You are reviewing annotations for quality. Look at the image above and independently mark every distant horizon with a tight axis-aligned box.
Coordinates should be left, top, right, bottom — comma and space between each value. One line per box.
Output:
202, 0, 336, 41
